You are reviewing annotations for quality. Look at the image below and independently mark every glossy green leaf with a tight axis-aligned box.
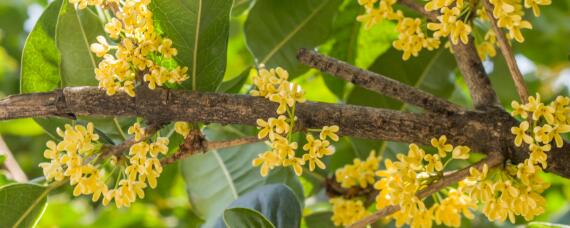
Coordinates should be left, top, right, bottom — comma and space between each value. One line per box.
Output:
150, 0, 232, 91
222, 208, 275, 228
218, 68, 250, 93
181, 124, 304, 226
56, 0, 103, 87
0, 119, 44, 136
244, 0, 340, 76
0, 183, 49, 228
214, 184, 302, 228
20, 0, 62, 93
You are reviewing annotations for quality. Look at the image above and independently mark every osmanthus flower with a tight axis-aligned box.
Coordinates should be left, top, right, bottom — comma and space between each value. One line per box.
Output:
524, 0, 552, 16
128, 122, 145, 141
452, 146, 470, 160
511, 121, 533, 146
330, 198, 370, 226
430, 135, 453, 157
174, 121, 190, 138
251, 66, 338, 176
423, 154, 443, 173
335, 152, 379, 188
320, 125, 339, 141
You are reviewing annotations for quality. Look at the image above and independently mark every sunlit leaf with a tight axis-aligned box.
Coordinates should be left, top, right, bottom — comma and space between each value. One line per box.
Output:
0, 183, 50, 228
150, 0, 232, 91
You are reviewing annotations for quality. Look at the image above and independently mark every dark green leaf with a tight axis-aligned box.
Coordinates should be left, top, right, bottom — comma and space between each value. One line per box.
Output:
217, 68, 250, 94
20, 0, 63, 93
0, 183, 49, 228
528, 222, 570, 228
244, 0, 340, 76
150, 0, 232, 91
304, 211, 338, 228
223, 208, 275, 228
214, 184, 302, 228
265, 167, 304, 207
0, 155, 5, 165
56, 0, 103, 87
321, 0, 362, 98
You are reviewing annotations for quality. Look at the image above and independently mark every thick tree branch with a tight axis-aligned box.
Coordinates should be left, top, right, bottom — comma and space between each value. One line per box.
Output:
297, 49, 464, 114
0, 87, 497, 150
349, 152, 505, 228
483, 0, 529, 102
451, 40, 501, 109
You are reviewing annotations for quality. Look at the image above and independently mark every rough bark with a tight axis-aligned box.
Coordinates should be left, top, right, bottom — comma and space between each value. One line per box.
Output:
297, 49, 464, 114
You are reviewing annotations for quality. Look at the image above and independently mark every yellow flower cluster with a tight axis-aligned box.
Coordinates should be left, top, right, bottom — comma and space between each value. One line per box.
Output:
356, 0, 551, 60
39, 123, 104, 196
76, 0, 188, 97
335, 151, 379, 189
330, 197, 371, 226
374, 136, 472, 227
39, 122, 169, 208
511, 95, 570, 168
250, 66, 339, 176
357, 0, 439, 60
426, 1, 472, 45
460, 162, 549, 224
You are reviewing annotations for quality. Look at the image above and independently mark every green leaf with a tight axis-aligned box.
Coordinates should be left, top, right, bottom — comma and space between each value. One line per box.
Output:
223, 208, 275, 228
265, 167, 304, 207
181, 124, 304, 226
150, 0, 232, 91
320, 0, 361, 98
215, 184, 302, 228
0, 119, 45, 136
20, 0, 63, 93
244, 0, 340, 76
56, 0, 103, 87
217, 68, 250, 94
0, 155, 5, 165
0, 183, 50, 228
304, 211, 338, 228
232, 0, 254, 16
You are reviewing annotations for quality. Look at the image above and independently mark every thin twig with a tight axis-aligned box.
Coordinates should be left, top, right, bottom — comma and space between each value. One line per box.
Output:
297, 49, 464, 114
100, 122, 164, 158
348, 152, 504, 228
483, 0, 529, 103
160, 136, 260, 164
0, 135, 28, 182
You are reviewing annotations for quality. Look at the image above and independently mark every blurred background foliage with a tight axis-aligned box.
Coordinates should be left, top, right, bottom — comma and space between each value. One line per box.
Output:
0, 0, 569, 227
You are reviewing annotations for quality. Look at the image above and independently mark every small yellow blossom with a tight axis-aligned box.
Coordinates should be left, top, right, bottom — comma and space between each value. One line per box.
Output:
320, 125, 339, 141
431, 135, 453, 157
174, 122, 190, 138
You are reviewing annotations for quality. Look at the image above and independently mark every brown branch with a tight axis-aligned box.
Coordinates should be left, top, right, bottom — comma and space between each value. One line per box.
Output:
0, 87, 497, 150
0, 135, 28, 182
483, 0, 529, 103
450, 40, 501, 109
161, 136, 260, 165
348, 152, 505, 228
100, 122, 164, 158
297, 49, 464, 114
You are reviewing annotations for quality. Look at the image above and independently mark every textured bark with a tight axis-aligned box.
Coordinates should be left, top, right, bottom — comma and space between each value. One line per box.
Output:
2, 87, 569, 178
297, 49, 464, 114
451, 40, 501, 109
